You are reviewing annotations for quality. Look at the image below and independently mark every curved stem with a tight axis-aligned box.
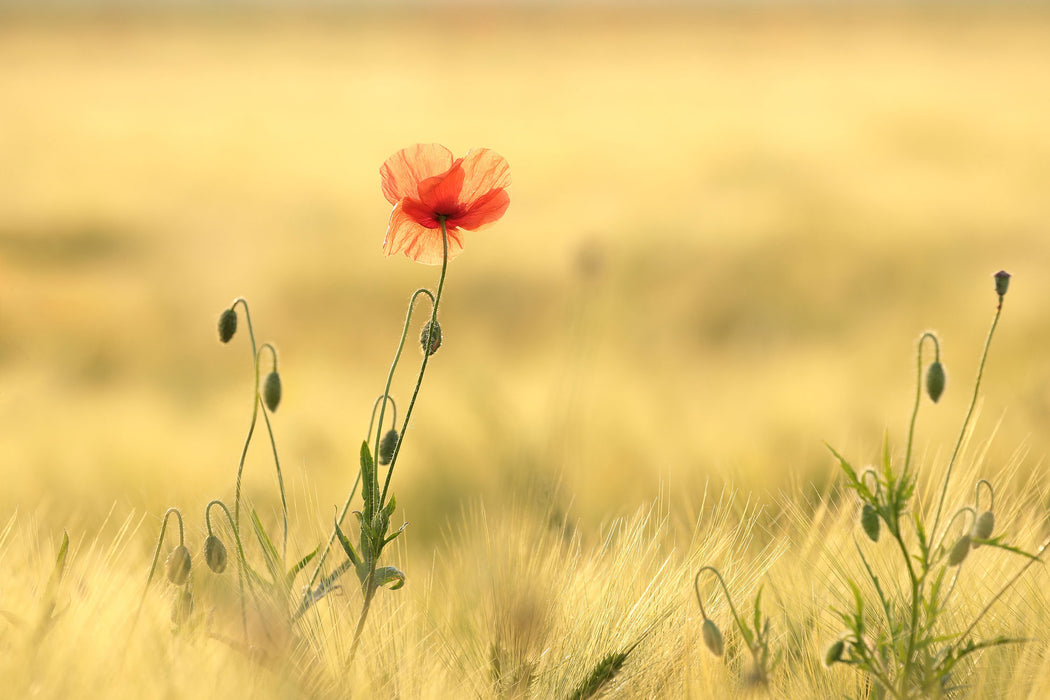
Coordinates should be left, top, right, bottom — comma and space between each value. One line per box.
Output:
380, 221, 450, 506
693, 566, 747, 639
904, 332, 939, 481
260, 401, 288, 561
931, 299, 1004, 538
143, 508, 185, 592
305, 289, 435, 594
974, 478, 994, 512
231, 297, 259, 537
367, 395, 399, 441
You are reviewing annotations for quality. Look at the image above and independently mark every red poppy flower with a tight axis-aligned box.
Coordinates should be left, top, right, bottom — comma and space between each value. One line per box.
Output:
381, 144, 511, 264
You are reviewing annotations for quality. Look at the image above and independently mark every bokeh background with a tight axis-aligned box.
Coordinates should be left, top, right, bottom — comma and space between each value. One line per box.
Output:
2, 2, 1049, 558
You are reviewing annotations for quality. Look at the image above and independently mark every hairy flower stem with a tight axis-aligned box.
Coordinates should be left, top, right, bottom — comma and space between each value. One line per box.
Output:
903, 332, 939, 481
347, 221, 450, 666
305, 289, 435, 593
931, 296, 1005, 539
693, 566, 747, 638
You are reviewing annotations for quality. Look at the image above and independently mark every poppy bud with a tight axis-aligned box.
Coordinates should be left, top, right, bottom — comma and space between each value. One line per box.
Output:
948, 535, 971, 567
203, 535, 228, 574
172, 588, 194, 625
926, 361, 946, 403
166, 545, 192, 586
824, 639, 846, 667
993, 270, 1010, 298
420, 320, 442, 356
970, 510, 995, 546
701, 618, 724, 657
263, 371, 282, 412
378, 428, 399, 466
861, 504, 880, 543
218, 308, 238, 343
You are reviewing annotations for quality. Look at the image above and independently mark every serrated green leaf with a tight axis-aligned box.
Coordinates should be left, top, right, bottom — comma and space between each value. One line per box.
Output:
383, 494, 397, 518
360, 441, 377, 521
383, 521, 409, 547
333, 518, 362, 570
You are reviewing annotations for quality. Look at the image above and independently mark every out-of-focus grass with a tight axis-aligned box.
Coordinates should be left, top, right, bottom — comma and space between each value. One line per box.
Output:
1, 6, 1049, 696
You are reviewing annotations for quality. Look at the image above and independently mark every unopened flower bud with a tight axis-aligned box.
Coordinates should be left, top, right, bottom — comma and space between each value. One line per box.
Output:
263, 371, 282, 412
824, 639, 846, 667
971, 510, 995, 544
702, 618, 724, 657
378, 429, 399, 466
166, 545, 192, 586
948, 534, 971, 566
420, 319, 442, 356
994, 270, 1010, 298
861, 504, 880, 543
172, 588, 194, 624
926, 361, 946, 403
218, 308, 238, 343
203, 535, 228, 574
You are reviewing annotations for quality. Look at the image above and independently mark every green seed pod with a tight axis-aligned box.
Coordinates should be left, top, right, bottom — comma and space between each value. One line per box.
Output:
166, 545, 192, 586
994, 270, 1010, 298
420, 319, 442, 356
218, 308, 238, 343
701, 618, 724, 657
823, 639, 846, 667
860, 503, 881, 543
948, 534, 971, 567
926, 361, 946, 403
971, 510, 995, 543
172, 588, 194, 625
203, 535, 228, 574
378, 428, 399, 466
263, 371, 282, 412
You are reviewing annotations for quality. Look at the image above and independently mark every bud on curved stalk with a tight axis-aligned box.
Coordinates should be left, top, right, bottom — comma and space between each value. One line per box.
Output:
166, 545, 192, 585
218, 308, 238, 343
702, 618, 724, 657
203, 535, 228, 574
824, 639, 846, 667
420, 319, 442, 356
378, 428, 399, 466
948, 534, 971, 567
172, 588, 194, 625
860, 504, 881, 543
926, 361, 946, 403
263, 371, 282, 412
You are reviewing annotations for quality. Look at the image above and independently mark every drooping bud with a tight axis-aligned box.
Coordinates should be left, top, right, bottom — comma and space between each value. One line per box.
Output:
378, 428, 399, 466
861, 504, 881, 543
420, 319, 442, 356
172, 588, 194, 625
948, 534, 971, 567
971, 510, 995, 545
166, 545, 192, 585
218, 308, 238, 343
823, 639, 846, 667
993, 270, 1010, 298
701, 618, 724, 657
203, 535, 228, 574
926, 361, 946, 403
263, 371, 282, 412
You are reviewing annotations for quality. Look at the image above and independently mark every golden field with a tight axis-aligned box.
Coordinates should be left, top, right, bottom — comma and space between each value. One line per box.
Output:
1, 5, 1050, 697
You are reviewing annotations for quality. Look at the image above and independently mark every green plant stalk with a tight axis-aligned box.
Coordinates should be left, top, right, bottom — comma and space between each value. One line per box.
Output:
348, 220, 450, 664
305, 288, 435, 593
931, 298, 1004, 541
903, 332, 939, 481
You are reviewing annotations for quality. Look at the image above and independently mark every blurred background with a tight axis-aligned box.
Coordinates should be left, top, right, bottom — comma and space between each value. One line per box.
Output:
1, 2, 1048, 556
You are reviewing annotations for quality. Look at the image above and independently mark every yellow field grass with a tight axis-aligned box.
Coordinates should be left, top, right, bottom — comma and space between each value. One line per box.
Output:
1, 6, 1050, 697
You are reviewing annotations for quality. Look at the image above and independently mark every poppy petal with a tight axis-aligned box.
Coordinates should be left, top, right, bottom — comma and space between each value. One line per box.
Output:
384, 201, 466, 265
458, 149, 511, 205
380, 144, 455, 205
451, 188, 510, 231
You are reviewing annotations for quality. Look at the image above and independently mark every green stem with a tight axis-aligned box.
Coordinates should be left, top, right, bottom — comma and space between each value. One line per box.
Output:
693, 566, 748, 642
904, 332, 939, 481
931, 298, 1004, 539
305, 289, 434, 594
380, 219, 450, 506
231, 297, 259, 537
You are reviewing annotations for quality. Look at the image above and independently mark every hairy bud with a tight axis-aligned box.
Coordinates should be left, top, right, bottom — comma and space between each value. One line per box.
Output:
702, 618, 724, 657
994, 270, 1010, 298
378, 429, 399, 466
166, 545, 192, 586
926, 361, 946, 403
860, 504, 881, 543
263, 371, 282, 412
218, 308, 238, 343
420, 319, 442, 356
203, 535, 228, 574
948, 534, 971, 567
